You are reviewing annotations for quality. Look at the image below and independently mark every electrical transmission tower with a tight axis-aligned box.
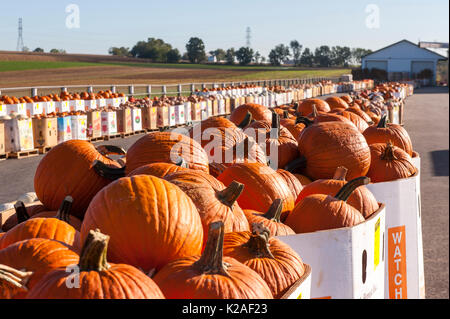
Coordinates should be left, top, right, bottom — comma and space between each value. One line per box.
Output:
246, 27, 251, 48
17, 18, 25, 51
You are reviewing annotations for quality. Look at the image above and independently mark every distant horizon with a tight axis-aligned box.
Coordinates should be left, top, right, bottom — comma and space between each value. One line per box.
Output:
1, 0, 448, 59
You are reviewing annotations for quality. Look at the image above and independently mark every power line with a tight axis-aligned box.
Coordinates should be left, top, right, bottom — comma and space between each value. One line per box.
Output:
16, 18, 25, 51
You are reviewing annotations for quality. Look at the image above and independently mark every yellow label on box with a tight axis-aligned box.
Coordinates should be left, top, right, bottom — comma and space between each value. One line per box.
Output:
297, 292, 302, 299
48, 121, 52, 129
374, 217, 380, 270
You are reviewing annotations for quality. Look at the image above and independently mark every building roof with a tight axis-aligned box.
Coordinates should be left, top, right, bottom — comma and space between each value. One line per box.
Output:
362, 39, 448, 60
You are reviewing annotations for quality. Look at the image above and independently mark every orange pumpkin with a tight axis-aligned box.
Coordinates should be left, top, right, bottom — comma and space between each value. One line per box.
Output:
153, 221, 274, 299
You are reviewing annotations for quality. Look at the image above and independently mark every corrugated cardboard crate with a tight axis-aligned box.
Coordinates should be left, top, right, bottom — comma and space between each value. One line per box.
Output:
277, 204, 386, 299
366, 173, 424, 299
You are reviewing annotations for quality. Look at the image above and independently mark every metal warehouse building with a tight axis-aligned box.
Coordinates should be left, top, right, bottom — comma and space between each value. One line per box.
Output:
361, 39, 447, 84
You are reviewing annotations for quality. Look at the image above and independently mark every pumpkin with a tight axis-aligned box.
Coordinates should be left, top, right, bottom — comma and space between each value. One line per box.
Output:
325, 96, 349, 110
1, 203, 46, 232
164, 170, 250, 245
366, 142, 417, 183
189, 116, 238, 141
80, 175, 203, 272
223, 223, 305, 298
340, 95, 353, 104
276, 169, 303, 200
229, 103, 273, 127
152, 221, 273, 299
346, 106, 374, 124
0, 238, 79, 298
279, 116, 307, 140
290, 121, 371, 181
363, 115, 413, 156
243, 199, 295, 236
295, 166, 379, 219
126, 158, 189, 178
245, 112, 299, 168
294, 173, 313, 186
285, 177, 368, 233
217, 162, 295, 218
34, 140, 124, 219
124, 132, 210, 175
333, 110, 369, 133
26, 229, 165, 299
0, 215, 80, 252
0, 264, 32, 299
296, 99, 330, 116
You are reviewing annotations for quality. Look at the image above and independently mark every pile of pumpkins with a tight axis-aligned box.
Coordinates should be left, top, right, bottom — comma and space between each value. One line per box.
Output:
0, 94, 417, 299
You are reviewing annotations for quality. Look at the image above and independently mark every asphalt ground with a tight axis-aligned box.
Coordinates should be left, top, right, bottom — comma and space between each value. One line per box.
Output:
0, 87, 448, 299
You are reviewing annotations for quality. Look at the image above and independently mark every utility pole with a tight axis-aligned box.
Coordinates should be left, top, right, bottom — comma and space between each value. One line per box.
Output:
246, 27, 251, 48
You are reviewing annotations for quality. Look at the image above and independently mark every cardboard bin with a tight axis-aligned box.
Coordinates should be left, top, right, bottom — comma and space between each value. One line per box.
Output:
4, 118, 35, 152
277, 204, 386, 299
32, 117, 58, 148
366, 173, 424, 299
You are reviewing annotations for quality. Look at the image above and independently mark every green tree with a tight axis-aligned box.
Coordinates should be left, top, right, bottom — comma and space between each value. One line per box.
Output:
330, 46, 352, 66
235, 47, 254, 65
213, 49, 226, 62
130, 38, 173, 62
253, 51, 261, 64
33, 47, 44, 53
225, 48, 235, 65
351, 48, 373, 65
299, 47, 314, 67
50, 49, 66, 54
269, 44, 290, 66
314, 45, 332, 67
290, 40, 303, 66
185, 37, 206, 63
108, 46, 131, 57
167, 48, 181, 63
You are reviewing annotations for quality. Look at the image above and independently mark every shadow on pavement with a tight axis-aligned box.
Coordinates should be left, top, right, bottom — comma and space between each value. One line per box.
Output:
430, 150, 449, 176
413, 86, 449, 94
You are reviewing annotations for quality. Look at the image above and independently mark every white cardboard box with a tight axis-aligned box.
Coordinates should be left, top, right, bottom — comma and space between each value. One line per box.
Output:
277, 204, 386, 299
0, 104, 5, 116
5, 103, 27, 116
184, 102, 192, 123
26, 102, 44, 117
69, 99, 85, 112
70, 115, 88, 140
175, 104, 185, 125
131, 108, 142, 131
366, 174, 425, 299
55, 101, 70, 113
168, 105, 176, 127
44, 101, 56, 115
4, 118, 35, 152
84, 100, 98, 111
101, 111, 117, 135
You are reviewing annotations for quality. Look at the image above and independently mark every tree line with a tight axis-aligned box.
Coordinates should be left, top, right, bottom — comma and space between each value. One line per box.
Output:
111, 37, 372, 67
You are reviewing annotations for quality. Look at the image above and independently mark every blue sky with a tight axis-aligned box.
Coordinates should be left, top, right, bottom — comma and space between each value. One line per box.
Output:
1, 0, 448, 57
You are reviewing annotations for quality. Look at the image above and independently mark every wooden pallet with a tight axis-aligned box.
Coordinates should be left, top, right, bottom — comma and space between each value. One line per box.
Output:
37, 146, 53, 154
120, 131, 135, 138
89, 136, 104, 143
0, 153, 7, 161
133, 130, 147, 135
8, 149, 39, 159
145, 128, 159, 133
103, 133, 122, 141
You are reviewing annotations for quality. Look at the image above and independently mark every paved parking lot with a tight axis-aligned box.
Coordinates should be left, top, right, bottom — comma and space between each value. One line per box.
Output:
0, 87, 448, 298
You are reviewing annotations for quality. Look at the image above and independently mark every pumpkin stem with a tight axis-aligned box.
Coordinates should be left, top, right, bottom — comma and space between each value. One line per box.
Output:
333, 166, 348, 181
193, 221, 230, 277
311, 105, 318, 118
78, 229, 110, 272
284, 156, 307, 173
262, 199, 283, 222
217, 181, 244, 208
55, 196, 73, 224
282, 110, 289, 119
237, 112, 253, 129
92, 160, 126, 180
13, 201, 29, 224
270, 112, 280, 139
295, 116, 314, 127
377, 114, 388, 128
243, 222, 275, 259
334, 176, 370, 202
0, 264, 33, 297
381, 142, 398, 161
96, 145, 126, 157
